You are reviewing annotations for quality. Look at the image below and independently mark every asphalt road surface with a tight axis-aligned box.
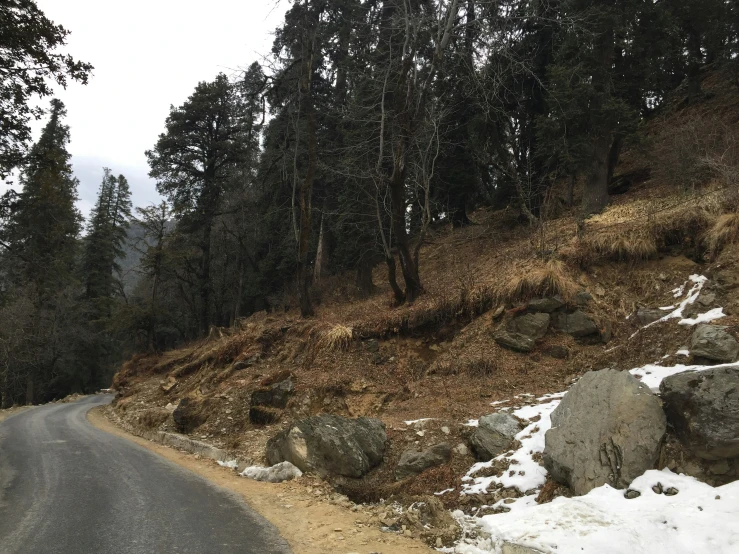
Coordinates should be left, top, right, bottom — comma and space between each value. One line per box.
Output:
0, 395, 292, 554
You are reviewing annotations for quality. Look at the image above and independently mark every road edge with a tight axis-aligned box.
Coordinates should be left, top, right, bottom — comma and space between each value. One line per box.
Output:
87, 406, 435, 554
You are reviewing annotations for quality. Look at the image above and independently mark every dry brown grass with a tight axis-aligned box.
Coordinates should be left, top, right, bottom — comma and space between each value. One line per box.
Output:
706, 213, 739, 258
497, 259, 579, 304
315, 324, 354, 352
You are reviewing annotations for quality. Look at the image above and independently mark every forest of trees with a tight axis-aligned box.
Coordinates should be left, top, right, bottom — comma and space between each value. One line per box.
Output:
1, 0, 739, 405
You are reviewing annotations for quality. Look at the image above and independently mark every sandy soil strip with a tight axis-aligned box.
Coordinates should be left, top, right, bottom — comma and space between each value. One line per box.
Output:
87, 407, 434, 554
0, 406, 32, 425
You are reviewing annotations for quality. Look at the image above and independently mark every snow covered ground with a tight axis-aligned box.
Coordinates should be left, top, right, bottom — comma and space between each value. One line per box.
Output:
449, 355, 739, 554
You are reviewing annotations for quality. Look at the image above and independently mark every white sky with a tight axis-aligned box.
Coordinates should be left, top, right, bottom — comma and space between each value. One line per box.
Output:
4, 0, 287, 220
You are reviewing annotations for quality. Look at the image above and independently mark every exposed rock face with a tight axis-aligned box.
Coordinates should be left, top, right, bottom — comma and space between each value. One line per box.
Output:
690, 325, 739, 363
527, 296, 565, 313
543, 369, 666, 495
469, 413, 522, 461
509, 313, 550, 339
249, 375, 294, 424
395, 443, 452, 480
251, 376, 294, 409
241, 461, 303, 483
266, 415, 386, 478
172, 398, 207, 433
660, 366, 739, 460
553, 311, 599, 338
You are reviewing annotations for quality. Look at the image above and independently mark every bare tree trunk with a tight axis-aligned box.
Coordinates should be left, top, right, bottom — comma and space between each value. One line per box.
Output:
25, 372, 34, 405
314, 211, 330, 282
199, 222, 212, 335
356, 256, 377, 297
385, 255, 405, 304
582, 18, 615, 215
296, 11, 318, 318
389, 157, 422, 303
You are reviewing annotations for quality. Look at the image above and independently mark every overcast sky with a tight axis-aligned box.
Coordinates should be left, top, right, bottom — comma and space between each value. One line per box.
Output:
5, 0, 287, 220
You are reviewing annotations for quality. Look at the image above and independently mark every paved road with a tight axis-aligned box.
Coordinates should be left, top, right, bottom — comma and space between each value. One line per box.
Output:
0, 395, 292, 554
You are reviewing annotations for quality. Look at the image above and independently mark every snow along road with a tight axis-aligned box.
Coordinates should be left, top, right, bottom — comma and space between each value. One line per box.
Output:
0, 395, 292, 554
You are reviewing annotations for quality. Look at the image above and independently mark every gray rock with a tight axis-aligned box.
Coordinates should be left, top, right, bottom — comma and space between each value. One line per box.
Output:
636, 308, 665, 325
365, 339, 380, 353
660, 366, 739, 460
470, 413, 522, 461
494, 328, 535, 353
544, 345, 569, 360
543, 369, 666, 495
241, 461, 303, 483
266, 415, 386, 478
509, 313, 550, 339
697, 291, 717, 307
553, 311, 599, 338
575, 290, 593, 306
395, 443, 452, 480
251, 376, 294, 409
527, 296, 565, 313
690, 325, 739, 363
172, 398, 207, 433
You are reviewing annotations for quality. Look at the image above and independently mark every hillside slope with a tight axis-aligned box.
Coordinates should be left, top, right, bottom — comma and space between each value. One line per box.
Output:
108, 72, 739, 553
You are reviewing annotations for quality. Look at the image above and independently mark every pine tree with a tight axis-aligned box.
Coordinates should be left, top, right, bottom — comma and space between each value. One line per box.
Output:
0, 99, 83, 403
146, 74, 247, 334
0, 0, 92, 177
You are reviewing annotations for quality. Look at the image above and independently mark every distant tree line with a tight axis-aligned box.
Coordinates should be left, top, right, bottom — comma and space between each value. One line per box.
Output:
1, 0, 738, 404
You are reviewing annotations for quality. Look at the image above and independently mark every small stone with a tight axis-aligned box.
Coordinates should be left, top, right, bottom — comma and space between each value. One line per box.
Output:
436, 538, 443, 548
716, 495, 721, 500
652, 483, 663, 494
334, 528, 342, 532
441, 426, 450, 435
453, 443, 468, 456
709, 460, 730, 475
624, 489, 641, 499
664, 487, 679, 496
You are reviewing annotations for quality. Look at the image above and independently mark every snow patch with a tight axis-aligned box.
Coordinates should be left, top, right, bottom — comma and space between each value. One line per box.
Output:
450, 470, 739, 554
217, 459, 239, 469
631, 275, 708, 338
630, 361, 739, 392
678, 307, 725, 326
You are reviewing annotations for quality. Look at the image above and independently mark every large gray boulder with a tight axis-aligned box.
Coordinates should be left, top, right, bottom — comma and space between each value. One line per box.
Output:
553, 311, 599, 338
395, 443, 452, 480
660, 366, 739, 460
266, 415, 386, 478
690, 325, 739, 363
544, 369, 666, 495
469, 413, 522, 461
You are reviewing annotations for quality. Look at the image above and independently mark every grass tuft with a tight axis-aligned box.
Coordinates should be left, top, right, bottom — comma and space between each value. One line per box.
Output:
498, 259, 579, 304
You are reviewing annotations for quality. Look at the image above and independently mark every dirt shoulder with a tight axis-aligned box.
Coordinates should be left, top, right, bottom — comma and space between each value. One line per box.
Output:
87, 406, 434, 554
0, 406, 32, 425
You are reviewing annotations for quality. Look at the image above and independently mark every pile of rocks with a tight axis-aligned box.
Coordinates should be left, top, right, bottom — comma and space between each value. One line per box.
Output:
494, 294, 603, 353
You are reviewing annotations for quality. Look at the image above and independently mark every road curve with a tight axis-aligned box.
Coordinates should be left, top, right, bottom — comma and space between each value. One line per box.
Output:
0, 395, 292, 554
